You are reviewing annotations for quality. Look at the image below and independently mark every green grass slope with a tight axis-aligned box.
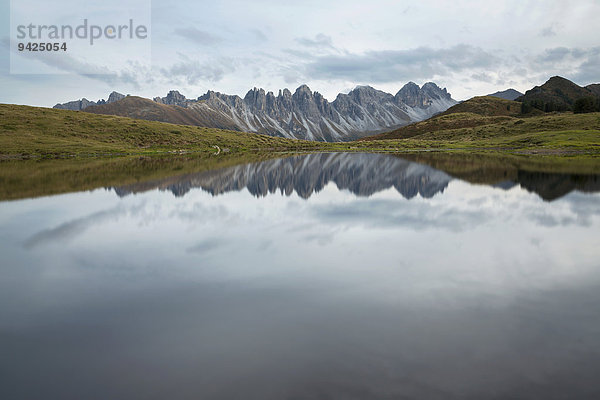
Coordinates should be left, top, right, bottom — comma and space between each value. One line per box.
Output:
85, 96, 240, 131
362, 96, 540, 141
440, 96, 525, 117
517, 76, 596, 112
359, 112, 600, 152
2, 103, 600, 160
0, 104, 323, 158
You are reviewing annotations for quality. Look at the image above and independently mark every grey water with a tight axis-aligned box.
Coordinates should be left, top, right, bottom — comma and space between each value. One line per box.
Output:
1, 153, 600, 399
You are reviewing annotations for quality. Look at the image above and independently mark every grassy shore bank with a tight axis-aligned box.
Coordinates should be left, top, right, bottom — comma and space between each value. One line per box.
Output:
2, 104, 600, 158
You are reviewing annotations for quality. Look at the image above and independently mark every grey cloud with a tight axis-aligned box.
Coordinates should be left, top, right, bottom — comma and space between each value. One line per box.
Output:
256, 240, 273, 252
471, 72, 494, 82
540, 25, 557, 37
311, 199, 487, 232
559, 192, 600, 226
186, 238, 227, 254
533, 46, 600, 85
174, 27, 223, 46
570, 49, 600, 84
282, 48, 316, 59
301, 232, 336, 246
250, 28, 268, 42
536, 47, 589, 63
295, 33, 335, 50
304, 44, 498, 83
160, 57, 236, 84
9, 48, 145, 88
527, 212, 575, 228
24, 206, 128, 249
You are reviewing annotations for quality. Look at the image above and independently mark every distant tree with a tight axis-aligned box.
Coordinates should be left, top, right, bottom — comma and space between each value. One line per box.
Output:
574, 97, 598, 113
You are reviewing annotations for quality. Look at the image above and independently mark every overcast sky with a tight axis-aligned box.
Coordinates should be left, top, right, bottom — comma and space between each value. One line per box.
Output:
1, 0, 599, 106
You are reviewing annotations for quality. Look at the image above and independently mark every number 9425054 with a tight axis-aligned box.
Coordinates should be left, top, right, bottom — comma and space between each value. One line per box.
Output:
18, 42, 67, 52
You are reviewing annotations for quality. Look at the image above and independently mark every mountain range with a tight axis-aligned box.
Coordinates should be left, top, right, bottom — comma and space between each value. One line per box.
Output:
52, 91, 127, 111
54, 83, 457, 142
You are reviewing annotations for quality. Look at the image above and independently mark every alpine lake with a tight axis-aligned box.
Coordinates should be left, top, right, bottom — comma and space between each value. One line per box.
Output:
1, 151, 600, 399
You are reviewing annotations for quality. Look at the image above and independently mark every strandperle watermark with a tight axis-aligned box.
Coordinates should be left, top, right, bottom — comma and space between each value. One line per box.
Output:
10, 0, 151, 75
16, 19, 148, 46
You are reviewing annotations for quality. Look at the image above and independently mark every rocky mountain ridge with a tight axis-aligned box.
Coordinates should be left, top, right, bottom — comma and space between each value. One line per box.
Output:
54, 83, 457, 141
53, 91, 126, 111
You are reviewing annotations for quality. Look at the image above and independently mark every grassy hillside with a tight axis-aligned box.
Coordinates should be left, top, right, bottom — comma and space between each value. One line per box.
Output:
440, 96, 525, 117
0, 103, 324, 157
364, 96, 546, 141
360, 111, 600, 152
517, 76, 597, 112
85, 96, 240, 130
1, 103, 600, 159
362, 112, 514, 140
360, 92, 600, 150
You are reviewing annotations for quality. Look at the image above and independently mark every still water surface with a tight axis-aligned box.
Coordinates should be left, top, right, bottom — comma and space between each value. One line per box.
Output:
1, 153, 600, 399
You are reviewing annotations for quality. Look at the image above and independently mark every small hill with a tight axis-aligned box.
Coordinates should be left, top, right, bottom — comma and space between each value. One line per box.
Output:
363, 96, 530, 141
85, 96, 239, 131
440, 96, 525, 117
360, 112, 512, 140
517, 76, 596, 112
488, 89, 523, 101
359, 110, 600, 151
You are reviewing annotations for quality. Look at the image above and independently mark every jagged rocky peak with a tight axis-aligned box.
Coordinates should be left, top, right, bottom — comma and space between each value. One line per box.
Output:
292, 84, 316, 105
276, 88, 293, 110
292, 85, 314, 106
197, 90, 217, 101
107, 91, 126, 103
395, 82, 421, 106
278, 88, 292, 99
154, 90, 188, 107
348, 85, 395, 105
395, 82, 450, 108
292, 84, 324, 120
244, 87, 268, 111
53, 91, 126, 110
421, 82, 451, 100
294, 84, 313, 95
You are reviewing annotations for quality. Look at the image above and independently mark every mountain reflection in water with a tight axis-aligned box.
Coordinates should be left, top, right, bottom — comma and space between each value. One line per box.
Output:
112, 153, 600, 201
1, 152, 600, 399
